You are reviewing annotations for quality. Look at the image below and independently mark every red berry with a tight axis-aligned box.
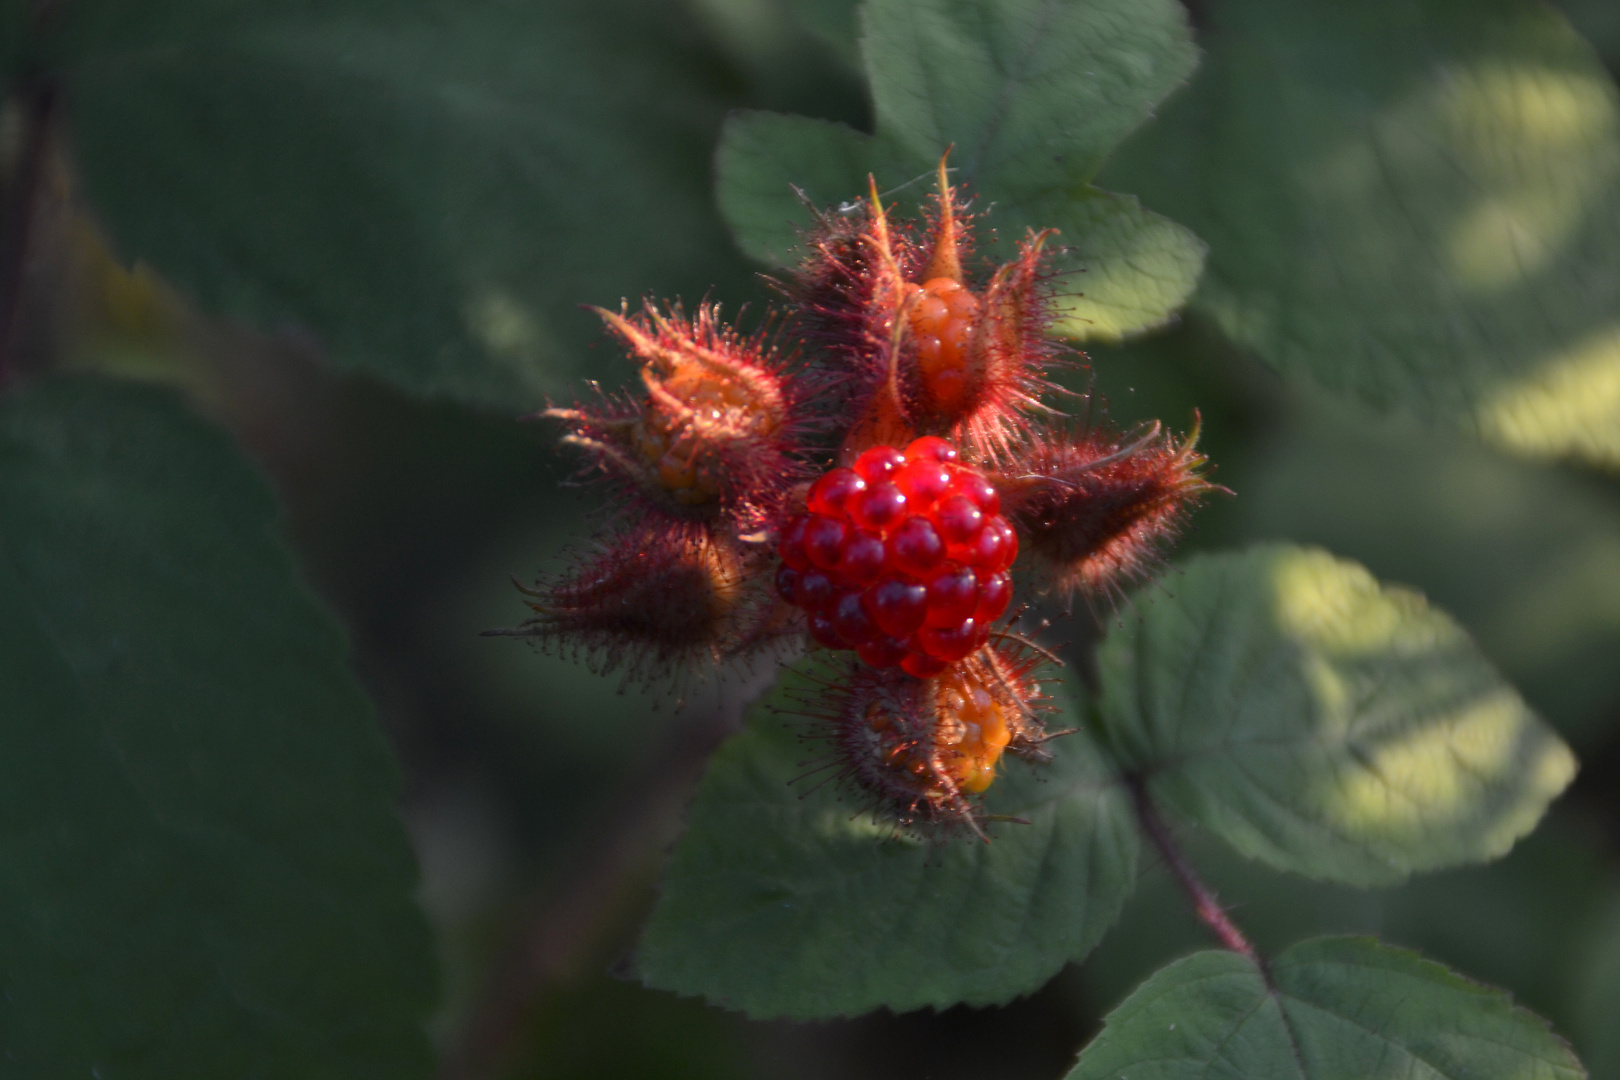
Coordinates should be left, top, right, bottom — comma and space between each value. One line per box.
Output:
954, 472, 1000, 515
904, 435, 958, 464
901, 652, 951, 678
853, 483, 907, 533
894, 460, 953, 508
797, 569, 837, 613
835, 531, 886, 587
888, 517, 944, 577
924, 566, 978, 627
775, 564, 802, 605
831, 591, 878, 644
935, 494, 982, 544
854, 445, 906, 483
808, 468, 866, 517
777, 440, 1019, 673
864, 579, 928, 638
802, 515, 848, 570
779, 514, 810, 570
976, 571, 1012, 622
808, 612, 844, 649
857, 635, 910, 668
919, 618, 981, 662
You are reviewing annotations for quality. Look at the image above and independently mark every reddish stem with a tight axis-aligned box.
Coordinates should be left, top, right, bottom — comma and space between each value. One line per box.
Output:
1128, 775, 1257, 961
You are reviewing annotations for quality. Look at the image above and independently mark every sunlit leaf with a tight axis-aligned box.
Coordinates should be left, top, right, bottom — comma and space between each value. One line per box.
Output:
637, 664, 1138, 1019
39, 0, 755, 409
1095, 544, 1577, 886
1105, 0, 1620, 468
0, 377, 434, 1078
1068, 937, 1585, 1080
1240, 390, 1620, 748
715, 0, 1206, 341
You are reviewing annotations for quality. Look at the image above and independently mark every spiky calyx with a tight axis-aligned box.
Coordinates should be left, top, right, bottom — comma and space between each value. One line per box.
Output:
805, 639, 1055, 836
786, 158, 1061, 460
545, 301, 804, 529
996, 420, 1217, 602
499, 526, 767, 688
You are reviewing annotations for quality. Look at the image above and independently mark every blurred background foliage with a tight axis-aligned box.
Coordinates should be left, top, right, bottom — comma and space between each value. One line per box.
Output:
5, 0, 1620, 1077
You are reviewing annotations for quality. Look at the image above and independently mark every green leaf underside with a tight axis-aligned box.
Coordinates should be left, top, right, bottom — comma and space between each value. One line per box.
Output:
715, 0, 1206, 341
1068, 937, 1585, 1080
636, 664, 1139, 1020
48, 0, 752, 409
0, 378, 434, 1078
1103, 0, 1620, 468
1096, 545, 1576, 887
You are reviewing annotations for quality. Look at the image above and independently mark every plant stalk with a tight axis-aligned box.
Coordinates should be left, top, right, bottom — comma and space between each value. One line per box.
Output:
1128, 775, 1257, 961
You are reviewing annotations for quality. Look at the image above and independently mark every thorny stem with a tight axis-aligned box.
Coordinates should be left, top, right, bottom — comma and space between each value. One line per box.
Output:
1127, 774, 1258, 962
0, 74, 58, 384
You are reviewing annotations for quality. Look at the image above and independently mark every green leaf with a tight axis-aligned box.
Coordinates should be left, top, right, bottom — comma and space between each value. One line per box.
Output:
43, 0, 754, 409
783, 0, 861, 69
636, 664, 1138, 1019
0, 377, 434, 1078
715, 0, 1206, 341
1104, 0, 1620, 468
1238, 390, 1620, 749
1095, 544, 1577, 886
1068, 937, 1585, 1080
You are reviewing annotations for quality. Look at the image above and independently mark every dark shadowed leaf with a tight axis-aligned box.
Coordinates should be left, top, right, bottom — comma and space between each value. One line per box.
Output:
715, 0, 1206, 342
1105, 0, 1620, 468
0, 377, 434, 1079
41, 0, 754, 409
636, 664, 1138, 1019
1095, 545, 1576, 886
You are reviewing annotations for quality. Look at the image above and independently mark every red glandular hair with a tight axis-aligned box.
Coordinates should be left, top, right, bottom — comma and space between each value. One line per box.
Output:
997, 419, 1218, 604
784, 160, 1063, 463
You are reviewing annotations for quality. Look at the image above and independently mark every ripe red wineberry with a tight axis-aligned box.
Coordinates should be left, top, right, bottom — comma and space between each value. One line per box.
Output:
777, 437, 1018, 672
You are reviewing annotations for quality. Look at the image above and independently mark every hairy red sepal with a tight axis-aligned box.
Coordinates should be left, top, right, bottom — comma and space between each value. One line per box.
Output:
997, 419, 1217, 603
544, 300, 807, 532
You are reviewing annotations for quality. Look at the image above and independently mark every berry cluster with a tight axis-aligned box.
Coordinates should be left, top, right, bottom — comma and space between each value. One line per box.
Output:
507, 155, 1216, 832
775, 437, 1014, 678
